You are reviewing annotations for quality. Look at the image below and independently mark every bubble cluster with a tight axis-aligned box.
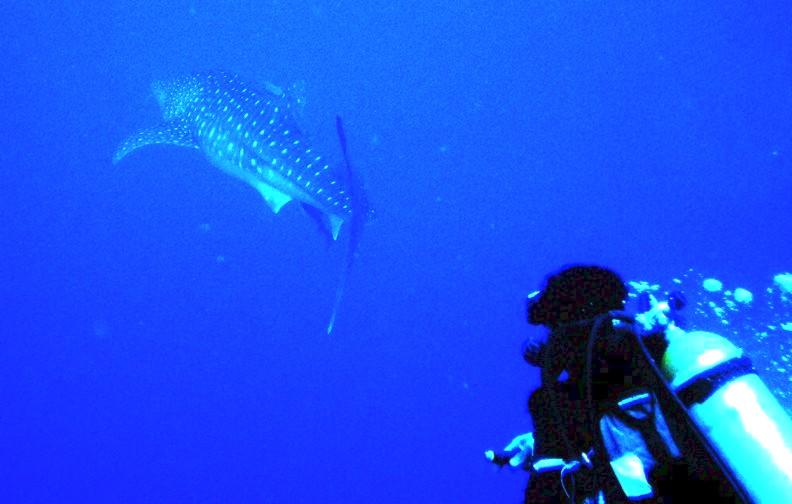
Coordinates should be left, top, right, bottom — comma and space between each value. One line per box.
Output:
629, 269, 792, 412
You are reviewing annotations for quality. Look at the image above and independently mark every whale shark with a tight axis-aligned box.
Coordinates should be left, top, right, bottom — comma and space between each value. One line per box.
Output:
114, 71, 368, 334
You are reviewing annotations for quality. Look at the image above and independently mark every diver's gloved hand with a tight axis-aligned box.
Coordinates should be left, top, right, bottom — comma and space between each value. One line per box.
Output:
485, 432, 535, 469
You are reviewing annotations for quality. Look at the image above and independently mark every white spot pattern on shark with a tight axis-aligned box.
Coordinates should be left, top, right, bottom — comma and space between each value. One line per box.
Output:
113, 72, 355, 227
113, 72, 369, 335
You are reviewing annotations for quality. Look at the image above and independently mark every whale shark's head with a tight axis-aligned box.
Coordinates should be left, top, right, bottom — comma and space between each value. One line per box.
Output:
151, 76, 200, 121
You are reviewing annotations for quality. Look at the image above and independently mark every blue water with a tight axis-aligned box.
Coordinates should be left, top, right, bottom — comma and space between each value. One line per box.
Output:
2, 1, 791, 502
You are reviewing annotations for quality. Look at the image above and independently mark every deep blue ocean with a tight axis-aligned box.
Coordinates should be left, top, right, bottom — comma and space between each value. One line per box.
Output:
2, 1, 791, 502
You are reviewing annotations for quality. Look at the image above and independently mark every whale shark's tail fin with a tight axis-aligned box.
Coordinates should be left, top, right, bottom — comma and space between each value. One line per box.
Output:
326, 116, 369, 335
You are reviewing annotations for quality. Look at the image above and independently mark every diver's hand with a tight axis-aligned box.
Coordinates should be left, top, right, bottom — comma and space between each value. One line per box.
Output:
503, 432, 535, 468
485, 432, 534, 469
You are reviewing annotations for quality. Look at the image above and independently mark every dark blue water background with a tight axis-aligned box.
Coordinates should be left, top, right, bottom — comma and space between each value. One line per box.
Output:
2, 1, 791, 502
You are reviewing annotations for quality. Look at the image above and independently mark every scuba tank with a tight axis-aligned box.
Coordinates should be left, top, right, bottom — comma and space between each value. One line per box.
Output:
636, 292, 792, 503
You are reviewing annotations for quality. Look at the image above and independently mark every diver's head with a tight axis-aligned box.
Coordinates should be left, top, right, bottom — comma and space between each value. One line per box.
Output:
527, 265, 628, 329
151, 75, 199, 121
522, 265, 628, 372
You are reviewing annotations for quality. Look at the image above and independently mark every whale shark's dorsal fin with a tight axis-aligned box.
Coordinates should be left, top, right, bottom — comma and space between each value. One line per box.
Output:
301, 204, 344, 246
113, 120, 198, 164
262, 80, 307, 130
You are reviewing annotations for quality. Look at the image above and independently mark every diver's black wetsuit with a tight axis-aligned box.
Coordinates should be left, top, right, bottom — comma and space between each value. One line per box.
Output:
519, 265, 740, 503
523, 323, 701, 503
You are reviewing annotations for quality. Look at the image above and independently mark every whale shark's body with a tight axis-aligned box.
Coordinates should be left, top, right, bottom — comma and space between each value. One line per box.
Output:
114, 72, 368, 333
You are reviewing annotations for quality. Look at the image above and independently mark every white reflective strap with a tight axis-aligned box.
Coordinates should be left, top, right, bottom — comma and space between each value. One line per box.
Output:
532, 458, 566, 473
617, 392, 651, 410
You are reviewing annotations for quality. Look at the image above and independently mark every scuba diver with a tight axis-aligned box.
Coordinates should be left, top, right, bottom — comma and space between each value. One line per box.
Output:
485, 265, 792, 503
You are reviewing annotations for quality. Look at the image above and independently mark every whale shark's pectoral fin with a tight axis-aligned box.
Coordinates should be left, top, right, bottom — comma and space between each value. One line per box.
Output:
113, 120, 198, 164
251, 180, 292, 214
